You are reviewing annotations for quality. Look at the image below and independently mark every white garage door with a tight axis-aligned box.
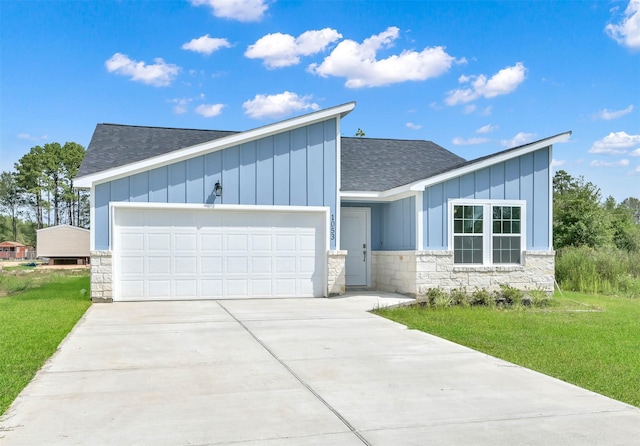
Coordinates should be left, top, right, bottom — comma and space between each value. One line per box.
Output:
113, 207, 326, 301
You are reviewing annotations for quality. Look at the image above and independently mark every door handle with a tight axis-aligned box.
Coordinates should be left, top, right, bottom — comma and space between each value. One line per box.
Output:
363, 250, 367, 262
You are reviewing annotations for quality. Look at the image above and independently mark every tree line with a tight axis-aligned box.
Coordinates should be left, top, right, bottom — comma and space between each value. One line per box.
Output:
553, 170, 640, 252
0, 142, 89, 245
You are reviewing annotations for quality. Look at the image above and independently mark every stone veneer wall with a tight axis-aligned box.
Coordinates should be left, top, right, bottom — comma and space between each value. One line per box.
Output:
90, 250, 113, 303
372, 250, 555, 297
327, 250, 347, 296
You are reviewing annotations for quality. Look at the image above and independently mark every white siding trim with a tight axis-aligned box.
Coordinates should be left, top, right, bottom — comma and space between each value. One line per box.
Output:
335, 116, 342, 250
416, 191, 424, 251
89, 185, 95, 250
76, 102, 355, 188
341, 132, 571, 201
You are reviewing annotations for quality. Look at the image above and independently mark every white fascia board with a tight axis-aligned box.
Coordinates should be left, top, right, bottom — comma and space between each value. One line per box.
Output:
75, 102, 356, 188
341, 132, 571, 201
109, 202, 331, 214
407, 132, 571, 192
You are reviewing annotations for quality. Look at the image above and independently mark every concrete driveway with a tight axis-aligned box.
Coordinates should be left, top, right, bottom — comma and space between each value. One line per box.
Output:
2, 293, 640, 446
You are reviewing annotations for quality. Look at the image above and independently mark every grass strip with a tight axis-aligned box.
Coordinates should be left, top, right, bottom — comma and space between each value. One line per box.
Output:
375, 291, 640, 408
0, 273, 91, 415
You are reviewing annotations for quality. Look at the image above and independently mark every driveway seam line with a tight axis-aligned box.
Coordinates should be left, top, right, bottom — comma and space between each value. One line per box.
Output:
216, 301, 371, 446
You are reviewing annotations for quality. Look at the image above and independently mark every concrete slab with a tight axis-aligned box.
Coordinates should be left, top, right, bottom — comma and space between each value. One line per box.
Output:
2, 292, 640, 446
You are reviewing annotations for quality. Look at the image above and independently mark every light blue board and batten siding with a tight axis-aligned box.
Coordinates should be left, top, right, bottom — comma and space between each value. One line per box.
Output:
423, 146, 551, 251
342, 196, 415, 250
94, 120, 338, 250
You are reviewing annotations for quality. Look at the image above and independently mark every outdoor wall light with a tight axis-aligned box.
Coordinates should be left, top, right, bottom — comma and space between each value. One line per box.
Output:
214, 180, 223, 197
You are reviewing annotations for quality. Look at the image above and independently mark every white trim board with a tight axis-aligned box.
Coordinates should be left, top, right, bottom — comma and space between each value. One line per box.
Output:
76, 102, 356, 188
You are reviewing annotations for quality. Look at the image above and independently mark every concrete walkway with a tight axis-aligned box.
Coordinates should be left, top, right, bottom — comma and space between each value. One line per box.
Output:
2, 293, 640, 445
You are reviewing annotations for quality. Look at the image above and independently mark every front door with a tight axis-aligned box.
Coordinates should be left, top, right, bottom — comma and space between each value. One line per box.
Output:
340, 207, 370, 286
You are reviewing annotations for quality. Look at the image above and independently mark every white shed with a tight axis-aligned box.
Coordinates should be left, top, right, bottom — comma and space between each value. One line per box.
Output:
37, 225, 90, 264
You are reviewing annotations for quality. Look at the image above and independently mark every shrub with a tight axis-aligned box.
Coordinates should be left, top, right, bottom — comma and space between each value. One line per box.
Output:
495, 284, 525, 307
449, 287, 468, 307
470, 288, 492, 306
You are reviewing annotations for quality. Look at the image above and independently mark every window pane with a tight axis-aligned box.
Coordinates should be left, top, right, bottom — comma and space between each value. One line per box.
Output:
464, 206, 473, 218
503, 207, 511, 219
454, 220, 462, 233
502, 221, 511, 234
454, 235, 483, 264
493, 221, 501, 233
513, 207, 521, 219
473, 206, 483, 219
474, 220, 483, 233
493, 206, 501, 219
512, 221, 520, 234
463, 220, 474, 233
454, 206, 463, 218
493, 236, 521, 264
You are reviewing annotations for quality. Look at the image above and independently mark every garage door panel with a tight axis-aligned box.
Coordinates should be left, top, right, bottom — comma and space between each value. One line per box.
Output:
174, 233, 197, 251
200, 234, 222, 251
201, 256, 223, 273
174, 257, 197, 274
147, 257, 171, 274
147, 233, 171, 251
114, 208, 325, 300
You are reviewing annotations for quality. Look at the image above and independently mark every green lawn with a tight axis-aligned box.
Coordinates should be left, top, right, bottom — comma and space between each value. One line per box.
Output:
0, 271, 91, 415
375, 292, 640, 408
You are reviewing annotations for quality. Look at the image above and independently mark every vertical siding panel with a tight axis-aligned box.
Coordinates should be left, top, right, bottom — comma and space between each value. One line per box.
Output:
149, 167, 168, 203
95, 182, 111, 250
323, 120, 337, 249
504, 158, 521, 200
204, 151, 222, 205
460, 174, 475, 198
273, 133, 290, 205
239, 141, 257, 205
290, 127, 307, 206
533, 147, 550, 249
256, 137, 274, 205
111, 177, 130, 202
427, 183, 445, 249
370, 203, 382, 250
186, 156, 204, 204
222, 146, 240, 204
130, 172, 149, 202
168, 161, 186, 203
443, 179, 459, 247
520, 153, 535, 250
490, 164, 505, 199
474, 168, 490, 198
423, 189, 430, 248
307, 122, 324, 206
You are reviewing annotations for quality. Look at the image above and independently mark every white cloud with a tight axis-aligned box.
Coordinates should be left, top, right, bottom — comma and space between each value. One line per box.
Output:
476, 124, 498, 134
182, 35, 231, 55
105, 53, 179, 87
501, 132, 536, 148
482, 106, 492, 116
195, 103, 225, 117
636, 165, 640, 173
452, 136, 489, 145
243, 91, 320, 119
245, 28, 342, 68
406, 122, 422, 130
594, 104, 634, 120
589, 131, 640, 155
605, 0, 640, 49
463, 104, 477, 114
551, 159, 566, 168
168, 98, 192, 114
445, 62, 527, 106
17, 133, 48, 141
308, 27, 459, 88
590, 159, 630, 167
631, 148, 640, 156
190, 0, 268, 22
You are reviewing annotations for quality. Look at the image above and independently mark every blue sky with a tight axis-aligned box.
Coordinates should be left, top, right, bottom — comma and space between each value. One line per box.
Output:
1, 0, 638, 201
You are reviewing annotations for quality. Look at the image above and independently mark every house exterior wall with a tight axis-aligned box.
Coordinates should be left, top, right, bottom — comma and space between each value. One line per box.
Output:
37, 226, 90, 258
422, 146, 551, 250
372, 250, 555, 296
341, 196, 415, 250
94, 119, 338, 251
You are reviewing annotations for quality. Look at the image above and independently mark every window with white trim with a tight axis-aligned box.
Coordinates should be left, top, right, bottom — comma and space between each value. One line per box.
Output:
451, 200, 525, 265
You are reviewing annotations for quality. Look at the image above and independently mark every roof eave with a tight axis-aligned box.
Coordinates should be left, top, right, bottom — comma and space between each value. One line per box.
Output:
341, 131, 571, 201
75, 101, 356, 188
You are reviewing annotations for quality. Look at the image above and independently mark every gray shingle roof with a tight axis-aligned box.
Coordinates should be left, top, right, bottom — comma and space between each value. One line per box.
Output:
340, 137, 465, 191
77, 124, 237, 177
77, 123, 468, 192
